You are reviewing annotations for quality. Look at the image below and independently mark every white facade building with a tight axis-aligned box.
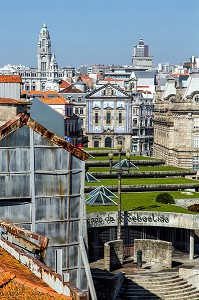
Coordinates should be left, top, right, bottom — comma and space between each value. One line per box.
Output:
0, 23, 74, 92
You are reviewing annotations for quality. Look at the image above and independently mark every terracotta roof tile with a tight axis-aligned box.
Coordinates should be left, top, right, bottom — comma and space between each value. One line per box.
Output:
0, 75, 22, 83
43, 91, 59, 97
38, 97, 70, 104
59, 80, 71, 89
22, 90, 43, 95
0, 98, 20, 104
0, 247, 71, 300
61, 86, 83, 93
104, 78, 123, 82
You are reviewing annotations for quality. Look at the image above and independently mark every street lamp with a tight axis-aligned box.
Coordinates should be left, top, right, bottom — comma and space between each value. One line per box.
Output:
108, 143, 131, 240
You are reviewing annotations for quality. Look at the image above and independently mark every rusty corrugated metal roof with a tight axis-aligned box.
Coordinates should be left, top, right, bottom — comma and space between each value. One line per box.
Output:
0, 113, 89, 161
0, 247, 71, 300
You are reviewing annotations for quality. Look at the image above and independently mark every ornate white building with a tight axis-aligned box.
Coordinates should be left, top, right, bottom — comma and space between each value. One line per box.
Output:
85, 83, 133, 150
0, 23, 75, 92
153, 72, 199, 169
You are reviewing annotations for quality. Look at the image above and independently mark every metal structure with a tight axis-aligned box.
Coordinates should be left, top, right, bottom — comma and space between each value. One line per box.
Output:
86, 191, 117, 206
0, 113, 89, 293
108, 145, 131, 240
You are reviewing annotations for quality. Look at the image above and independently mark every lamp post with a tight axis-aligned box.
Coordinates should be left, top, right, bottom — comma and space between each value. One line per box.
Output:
108, 144, 131, 240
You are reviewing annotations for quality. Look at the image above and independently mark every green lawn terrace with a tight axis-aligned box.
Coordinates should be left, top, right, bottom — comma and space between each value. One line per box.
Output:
84, 149, 199, 215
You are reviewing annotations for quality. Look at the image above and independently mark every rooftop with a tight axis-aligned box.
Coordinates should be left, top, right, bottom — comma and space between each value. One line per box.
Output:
0, 75, 22, 83
0, 247, 70, 300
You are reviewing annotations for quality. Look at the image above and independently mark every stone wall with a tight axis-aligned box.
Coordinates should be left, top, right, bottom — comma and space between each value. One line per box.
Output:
175, 198, 199, 209
104, 240, 123, 272
179, 268, 199, 289
92, 272, 125, 300
134, 239, 172, 268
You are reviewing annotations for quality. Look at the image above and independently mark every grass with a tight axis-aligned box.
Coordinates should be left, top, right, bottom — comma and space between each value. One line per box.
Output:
86, 191, 199, 214
85, 149, 199, 215
85, 177, 198, 186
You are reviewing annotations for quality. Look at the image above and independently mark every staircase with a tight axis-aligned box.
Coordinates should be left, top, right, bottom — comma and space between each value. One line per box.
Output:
119, 272, 199, 300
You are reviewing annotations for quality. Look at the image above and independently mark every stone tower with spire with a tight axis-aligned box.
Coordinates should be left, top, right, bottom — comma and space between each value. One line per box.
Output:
37, 22, 52, 75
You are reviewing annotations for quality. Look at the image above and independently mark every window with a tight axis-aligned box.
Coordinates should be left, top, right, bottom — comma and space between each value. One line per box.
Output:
118, 112, 122, 124
94, 141, 99, 147
106, 111, 111, 124
194, 95, 199, 103
95, 113, 99, 124
78, 96, 81, 102
105, 137, 112, 148
75, 108, 79, 114
193, 137, 199, 148
133, 118, 137, 126
80, 108, 84, 114
42, 39, 45, 48
193, 156, 199, 170
132, 129, 138, 136
41, 62, 46, 71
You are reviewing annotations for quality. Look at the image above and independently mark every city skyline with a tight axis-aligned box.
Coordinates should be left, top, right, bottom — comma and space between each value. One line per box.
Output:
1, 0, 199, 68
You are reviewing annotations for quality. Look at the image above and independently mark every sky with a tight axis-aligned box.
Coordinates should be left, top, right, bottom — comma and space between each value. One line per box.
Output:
0, 0, 198, 68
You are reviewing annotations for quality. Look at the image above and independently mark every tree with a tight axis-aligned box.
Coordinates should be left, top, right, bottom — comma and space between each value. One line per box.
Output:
156, 192, 175, 204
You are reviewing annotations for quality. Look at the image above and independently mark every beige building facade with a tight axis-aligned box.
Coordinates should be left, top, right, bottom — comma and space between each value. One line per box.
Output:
153, 72, 199, 169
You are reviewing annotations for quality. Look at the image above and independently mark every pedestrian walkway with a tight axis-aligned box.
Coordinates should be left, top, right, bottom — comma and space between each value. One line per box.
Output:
90, 251, 199, 299
90, 251, 199, 275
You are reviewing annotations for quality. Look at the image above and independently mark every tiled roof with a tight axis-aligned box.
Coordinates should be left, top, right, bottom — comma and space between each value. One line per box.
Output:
22, 90, 43, 95
0, 98, 20, 104
0, 247, 70, 300
74, 76, 93, 88
0, 75, 22, 83
61, 86, 83, 93
103, 78, 123, 82
43, 91, 59, 97
0, 113, 89, 161
59, 80, 71, 89
38, 97, 70, 105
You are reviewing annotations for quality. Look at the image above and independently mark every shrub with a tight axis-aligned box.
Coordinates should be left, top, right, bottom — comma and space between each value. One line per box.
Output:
156, 192, 175, 204
188, 204, 199, 212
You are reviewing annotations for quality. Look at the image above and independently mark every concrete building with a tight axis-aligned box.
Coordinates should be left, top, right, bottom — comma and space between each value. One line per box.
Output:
60, 85, 87, 146
153, 72, 199, 169
132, 38, 153, 71
131, 93, 154, 155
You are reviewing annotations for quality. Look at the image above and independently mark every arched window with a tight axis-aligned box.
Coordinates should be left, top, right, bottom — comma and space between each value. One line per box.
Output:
105, 137, 112, 148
